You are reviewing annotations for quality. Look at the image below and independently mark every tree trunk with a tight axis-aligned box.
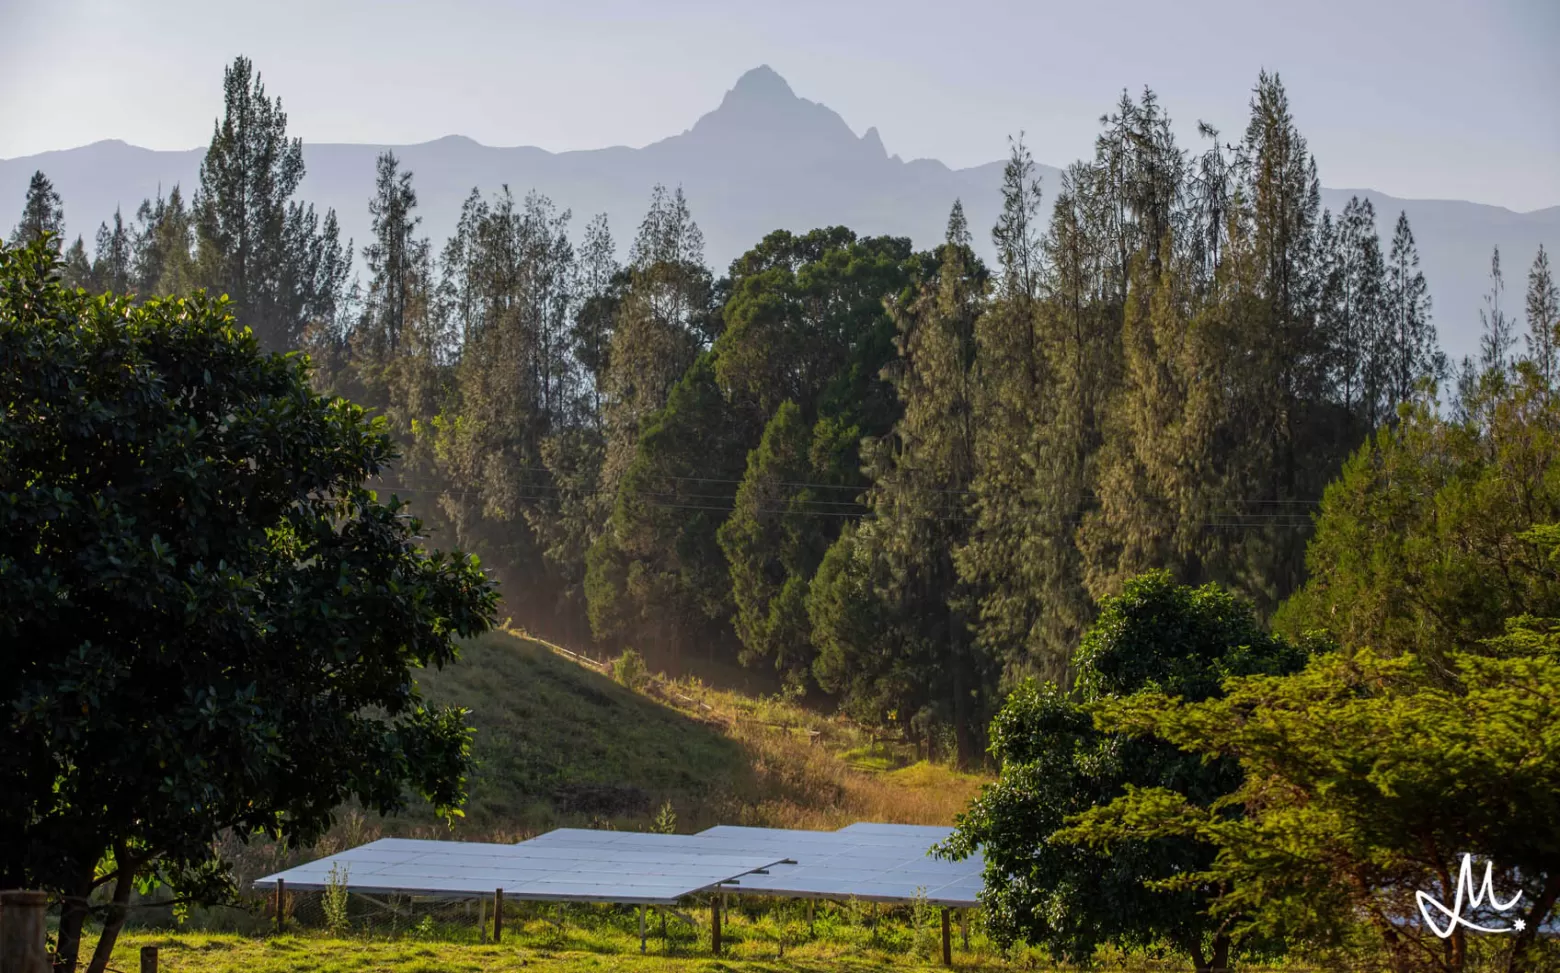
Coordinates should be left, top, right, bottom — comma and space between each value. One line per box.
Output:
52, 875, 94, 973
84, 847, 137, 973
1209, 932, 1230, 973
1506, 872, 1560, 973
1187, 930, 1230, 973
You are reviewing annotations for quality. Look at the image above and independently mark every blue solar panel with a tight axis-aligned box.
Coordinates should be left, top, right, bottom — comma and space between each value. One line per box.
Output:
254, 836, 788, 905
698, 823, 985, 906
254, 823, 985, 907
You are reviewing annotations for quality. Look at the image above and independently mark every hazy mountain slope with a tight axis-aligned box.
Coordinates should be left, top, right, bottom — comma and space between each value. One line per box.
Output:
2, 65, 1552, 366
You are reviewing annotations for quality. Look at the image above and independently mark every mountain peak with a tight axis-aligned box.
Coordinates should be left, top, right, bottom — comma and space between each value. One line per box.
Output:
728, 64, 795, 102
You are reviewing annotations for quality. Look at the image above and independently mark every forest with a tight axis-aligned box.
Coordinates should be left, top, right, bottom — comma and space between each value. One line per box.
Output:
9, 56, 1557, 771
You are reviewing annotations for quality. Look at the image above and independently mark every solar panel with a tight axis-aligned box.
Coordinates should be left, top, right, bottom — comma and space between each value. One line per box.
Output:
697, 823, 986, 907
253, 836, 788, 905
254, 823, 986, 908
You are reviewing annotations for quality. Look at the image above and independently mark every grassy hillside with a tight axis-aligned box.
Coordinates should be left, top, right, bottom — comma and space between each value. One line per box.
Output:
221, 628, 987, 889
422, 627, 987, 835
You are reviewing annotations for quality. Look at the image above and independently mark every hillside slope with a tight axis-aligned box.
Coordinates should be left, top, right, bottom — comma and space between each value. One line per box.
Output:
359, 629, 985, 840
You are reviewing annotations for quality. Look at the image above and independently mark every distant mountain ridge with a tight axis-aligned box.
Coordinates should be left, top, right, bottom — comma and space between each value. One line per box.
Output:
3, 65, 1554, 365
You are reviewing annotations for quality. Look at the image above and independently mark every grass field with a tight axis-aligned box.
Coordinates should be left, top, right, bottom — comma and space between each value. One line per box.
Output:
104, 924, 1019, 973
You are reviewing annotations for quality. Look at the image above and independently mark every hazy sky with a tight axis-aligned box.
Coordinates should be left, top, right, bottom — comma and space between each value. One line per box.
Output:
2, 0, 1556, 211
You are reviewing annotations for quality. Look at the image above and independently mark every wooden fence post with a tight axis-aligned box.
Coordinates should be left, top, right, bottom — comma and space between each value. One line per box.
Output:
140, 945, 159, 973
0, 890, 51, 973
941, 907, 951, 966
711, 895, 721, 956
493, 889, 503, 943
275, 879, 286, 935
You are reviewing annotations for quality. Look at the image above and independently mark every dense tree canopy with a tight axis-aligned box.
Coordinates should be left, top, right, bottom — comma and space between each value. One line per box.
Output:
1065, 365, 1560, 973
942, 572, 1305, 971
0, 237, 497, 973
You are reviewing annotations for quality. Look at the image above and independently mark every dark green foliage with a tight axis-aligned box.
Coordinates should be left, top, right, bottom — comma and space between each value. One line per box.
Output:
588, 353, 747, 652
809, 209, 992, 762
9, 169, 64, 247
0, 237, 497, 973
194, 56, 347, 352
942, 572, 1304, 971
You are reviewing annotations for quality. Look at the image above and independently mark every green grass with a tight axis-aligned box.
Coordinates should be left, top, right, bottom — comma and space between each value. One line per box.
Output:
417, 630, 755, 831
105, 909, 1017, 972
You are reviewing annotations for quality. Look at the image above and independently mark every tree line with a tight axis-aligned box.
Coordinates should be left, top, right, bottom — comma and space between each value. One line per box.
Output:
12, 57, 1558, 767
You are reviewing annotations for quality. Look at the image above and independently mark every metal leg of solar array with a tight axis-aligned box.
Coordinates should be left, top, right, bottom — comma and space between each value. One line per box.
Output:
941, 907, 951, 966
960, 909, 969, 950
711, 895, 722, 956
493, 889, 503, 943
639, 903, 646, 954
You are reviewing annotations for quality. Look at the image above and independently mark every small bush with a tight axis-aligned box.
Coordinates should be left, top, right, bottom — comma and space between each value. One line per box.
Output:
651, 799, 677, 834
322, 863, 350, 935
611, 648, 649, 692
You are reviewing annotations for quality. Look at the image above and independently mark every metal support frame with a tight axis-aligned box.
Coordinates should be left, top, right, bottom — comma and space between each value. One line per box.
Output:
493, 889, 504, 943
711, 895, 722, 956
638, 904, 646, 954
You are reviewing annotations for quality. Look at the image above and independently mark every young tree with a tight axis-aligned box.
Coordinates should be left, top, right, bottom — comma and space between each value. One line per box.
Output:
1478, 246, 1517, 376
1525, 245, 1558, 390
9, 170, 64, 247
0, 237, 497, 973
943, 572, 1304, 972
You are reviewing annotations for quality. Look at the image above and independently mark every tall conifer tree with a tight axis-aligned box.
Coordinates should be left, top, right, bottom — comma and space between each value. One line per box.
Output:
10, 170, 64, 247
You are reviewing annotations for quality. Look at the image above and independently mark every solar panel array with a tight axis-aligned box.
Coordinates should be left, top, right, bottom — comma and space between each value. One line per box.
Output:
252, 823, 985, 908
253, 834, 787, 905
699, 824, 985, 907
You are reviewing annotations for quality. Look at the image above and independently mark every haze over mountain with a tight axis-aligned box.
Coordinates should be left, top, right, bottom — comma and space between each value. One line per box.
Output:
3, 64, 1555, 366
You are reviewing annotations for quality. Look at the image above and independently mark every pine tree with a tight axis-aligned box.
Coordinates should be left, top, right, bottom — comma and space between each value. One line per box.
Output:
991, 134, 1044, 303
362, 151, 422, 359
1383, 211, 1440, 410
1321, 196, 1388, 429
131, 186, 197, 297
573, 213, 620, 425
959, 139, 1060, 682
10, 170, 64, 247
1478, 246, 1517, 376
599, 185, 711, 491
811, 204, 993, 763
1222, 70, 1329, 609
193, 56, 308, 350
90, 208, 133, 294
1524, 245, 1558, 390
59, 235, 92, 289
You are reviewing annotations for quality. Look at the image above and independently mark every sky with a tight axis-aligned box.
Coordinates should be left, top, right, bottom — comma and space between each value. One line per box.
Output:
1, 0, 1556, 212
